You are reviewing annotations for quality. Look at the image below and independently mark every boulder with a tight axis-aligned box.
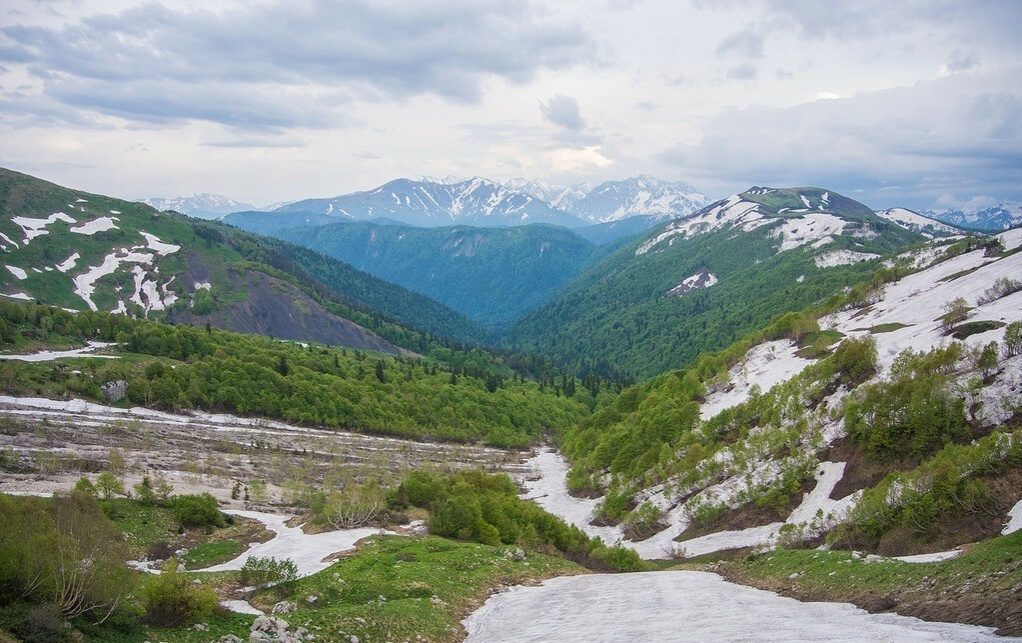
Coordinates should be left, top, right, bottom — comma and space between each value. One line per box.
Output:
101, 380, 128, 402
271, 601, 297, 614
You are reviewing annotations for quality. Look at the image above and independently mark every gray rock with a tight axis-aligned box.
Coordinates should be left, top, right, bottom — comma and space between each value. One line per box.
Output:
218, 636, 244, 643
305, 594, 318, 604
503, 547, 526, 561
271, 601, 297, 614
101, 380, 128, 402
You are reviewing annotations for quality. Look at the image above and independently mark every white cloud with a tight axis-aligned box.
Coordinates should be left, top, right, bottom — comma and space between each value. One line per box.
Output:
546, 146, 614, 172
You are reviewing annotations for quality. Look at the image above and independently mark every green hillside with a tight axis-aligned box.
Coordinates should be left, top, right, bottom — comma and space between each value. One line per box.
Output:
231, 217, 602, 328
509, 187, 922, 378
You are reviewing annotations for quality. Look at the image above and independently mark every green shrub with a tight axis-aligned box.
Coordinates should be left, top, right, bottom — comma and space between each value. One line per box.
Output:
142, 563, 219, 627
239, 556, 298, 590
170, 493, 224, 528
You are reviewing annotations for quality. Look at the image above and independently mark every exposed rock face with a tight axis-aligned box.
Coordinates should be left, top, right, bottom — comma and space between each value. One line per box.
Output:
168, 269, 400, 354
270, 601, 297, 614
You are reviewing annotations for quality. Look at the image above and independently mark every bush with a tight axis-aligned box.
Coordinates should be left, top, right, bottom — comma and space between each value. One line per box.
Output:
142, 563, 219, 627
21, 604, 70, 643
319, 480, 386, 529
831, 336, 878, 387
844, 345, 968, 460
1005, 321, 1022, 358
170, 493, 224, 528
239, 556, 298, 590
940, 297, 969, 333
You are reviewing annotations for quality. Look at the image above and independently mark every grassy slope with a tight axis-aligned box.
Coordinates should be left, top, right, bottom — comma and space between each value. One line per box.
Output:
718, 531, 1022, 636
142, 536, 583, 643
508, 210, 916, 378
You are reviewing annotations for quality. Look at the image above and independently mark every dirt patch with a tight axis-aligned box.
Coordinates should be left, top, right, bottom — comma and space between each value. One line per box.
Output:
675, 478, 813, 543
822, 437, 920, 500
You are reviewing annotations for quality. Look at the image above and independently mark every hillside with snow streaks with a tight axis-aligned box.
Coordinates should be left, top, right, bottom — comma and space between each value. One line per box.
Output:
521, 229, 1022, 561
875, 208, 962, 237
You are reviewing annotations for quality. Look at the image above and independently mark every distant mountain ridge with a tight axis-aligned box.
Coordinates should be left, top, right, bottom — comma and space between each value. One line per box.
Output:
139, 193, 255, 219
922, 202, 1022, 231
272, 177, 587, 228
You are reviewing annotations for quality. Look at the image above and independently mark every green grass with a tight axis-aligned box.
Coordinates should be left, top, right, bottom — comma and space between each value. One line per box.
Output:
104, 498, 180, 557
183, 540, 245, 570
145, 535, 585, 642
950, 320, 1004, 340
868, 322, 911, 333
722, 530, 1022, 602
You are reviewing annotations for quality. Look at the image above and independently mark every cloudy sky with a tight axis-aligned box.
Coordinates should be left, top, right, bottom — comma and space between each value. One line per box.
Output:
1, 0, 1019, 210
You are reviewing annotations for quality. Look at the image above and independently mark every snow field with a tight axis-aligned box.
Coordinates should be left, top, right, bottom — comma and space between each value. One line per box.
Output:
462, 571, 1001, 642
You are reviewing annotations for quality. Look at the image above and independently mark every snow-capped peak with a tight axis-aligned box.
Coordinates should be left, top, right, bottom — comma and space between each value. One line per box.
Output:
139, 193, 254, 219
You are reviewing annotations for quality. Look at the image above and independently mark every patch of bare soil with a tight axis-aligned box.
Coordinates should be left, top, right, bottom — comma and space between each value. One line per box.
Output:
674, 478, 814, 543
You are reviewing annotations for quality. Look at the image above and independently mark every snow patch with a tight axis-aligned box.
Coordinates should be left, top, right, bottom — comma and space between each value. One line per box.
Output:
666, 270, 718, 298
0, 341, 118, 362
56, 252, 80, 273
1004, 499, 1022, 535
700, 340, 814, 420
771, 213, 848, 252
12, 212, 76, 244
72, 250, 154, 311
814, 250, 880, 268
70, 216, 119, 235
462, 571, 1001, 642
5, 265, 27, 280
140, 231, 180, 256
200, 510, 391, 578
892, 549, 963, 563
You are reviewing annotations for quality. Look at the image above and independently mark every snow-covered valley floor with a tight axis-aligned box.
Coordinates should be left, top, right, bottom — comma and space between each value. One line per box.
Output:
462, 571, 1001, 642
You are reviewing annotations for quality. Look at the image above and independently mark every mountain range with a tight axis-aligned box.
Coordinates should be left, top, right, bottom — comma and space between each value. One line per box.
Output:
922, 203, 1022, 231
137, 193, 255, 219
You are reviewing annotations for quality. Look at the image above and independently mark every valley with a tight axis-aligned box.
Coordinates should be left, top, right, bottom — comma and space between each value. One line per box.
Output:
1, 169, 1020, 642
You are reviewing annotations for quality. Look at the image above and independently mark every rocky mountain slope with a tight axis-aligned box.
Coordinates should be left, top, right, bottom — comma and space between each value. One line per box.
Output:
139, 193, 255, 219
923, 202, 1022, 231
509, 186, 927, 377
0, 168, 486, 351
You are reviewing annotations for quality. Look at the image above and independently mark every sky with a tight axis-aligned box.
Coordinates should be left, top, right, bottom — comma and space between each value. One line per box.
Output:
0, 0, 1020, 210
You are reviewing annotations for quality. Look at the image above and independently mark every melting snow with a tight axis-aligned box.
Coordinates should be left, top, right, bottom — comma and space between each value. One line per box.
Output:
200, 510, 390, 578
892, 549, 963, 563
70, 216, 119, 235
666, 271, 718, 298
12, 212, 76, 244
73, 250, 154, 311
820, 246, 1022, 372
771, 214, 847, 252
876, 208, 959, 235
814, 249, 880, 268
56, 252, 80, 273
700, 340, 813, 420
1, 292, 31, 301
463, 571, 1000, 642
5, 265, 27, 280
0, 341, 118, 362
1004, 499, 1022, 535
140, 231, 180, 256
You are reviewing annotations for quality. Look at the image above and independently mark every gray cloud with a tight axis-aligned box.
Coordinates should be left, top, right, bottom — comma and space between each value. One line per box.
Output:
945, 49, 980, 74
0, 0, 592, 129
658, 67, 1022, 207
540, 94, 586, 131
716, 29, 763, 58
726, 64, 758, 80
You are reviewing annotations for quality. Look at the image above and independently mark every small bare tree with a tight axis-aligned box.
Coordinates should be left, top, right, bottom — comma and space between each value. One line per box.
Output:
323, 480, 386, 529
